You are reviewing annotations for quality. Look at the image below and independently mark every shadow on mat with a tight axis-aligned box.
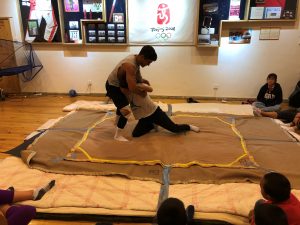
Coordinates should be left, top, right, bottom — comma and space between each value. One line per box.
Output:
4, 131, 44, 157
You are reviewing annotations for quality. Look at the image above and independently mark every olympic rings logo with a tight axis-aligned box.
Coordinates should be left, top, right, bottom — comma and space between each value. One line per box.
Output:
155, 32, 171, 40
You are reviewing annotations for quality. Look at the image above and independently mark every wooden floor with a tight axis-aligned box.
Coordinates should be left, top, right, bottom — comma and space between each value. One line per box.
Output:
0, 94, 192, 225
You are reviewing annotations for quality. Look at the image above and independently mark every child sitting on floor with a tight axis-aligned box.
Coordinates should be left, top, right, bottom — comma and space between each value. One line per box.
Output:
0, 180, 55, 225
156, 198, 194, 225
249, 172, 300, 225
254, 203, 288, 225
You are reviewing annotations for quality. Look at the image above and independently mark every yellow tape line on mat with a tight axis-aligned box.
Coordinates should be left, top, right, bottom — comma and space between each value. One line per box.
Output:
70, 113, 112, 153
69, 114, 258, 168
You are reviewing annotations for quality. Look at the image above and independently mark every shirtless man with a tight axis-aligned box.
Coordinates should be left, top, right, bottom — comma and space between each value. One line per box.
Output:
105, 45, 157, 141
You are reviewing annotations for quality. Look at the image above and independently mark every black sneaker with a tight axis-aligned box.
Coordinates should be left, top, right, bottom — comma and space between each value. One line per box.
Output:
187, 98, 199, 103
186, 204, 195, 223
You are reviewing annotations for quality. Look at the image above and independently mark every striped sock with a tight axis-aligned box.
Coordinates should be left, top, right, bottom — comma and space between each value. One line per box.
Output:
33, 180, 55, 201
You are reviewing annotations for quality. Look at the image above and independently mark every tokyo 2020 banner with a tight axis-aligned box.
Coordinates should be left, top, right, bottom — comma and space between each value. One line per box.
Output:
128, 0, 197, 45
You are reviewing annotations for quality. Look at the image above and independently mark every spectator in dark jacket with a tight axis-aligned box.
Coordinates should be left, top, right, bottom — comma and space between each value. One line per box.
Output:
252, 73, 282, 112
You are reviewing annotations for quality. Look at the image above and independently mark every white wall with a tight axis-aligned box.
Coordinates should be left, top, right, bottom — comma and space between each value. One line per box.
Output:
1, 0, 300, 99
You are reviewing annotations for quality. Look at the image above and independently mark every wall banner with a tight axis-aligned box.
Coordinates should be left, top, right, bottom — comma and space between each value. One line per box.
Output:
128, 0, 197, 45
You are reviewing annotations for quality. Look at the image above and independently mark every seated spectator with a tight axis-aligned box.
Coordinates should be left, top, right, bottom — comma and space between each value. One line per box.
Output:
255, 109, 298, 123
0, 180, 55, 225
249, 172, 300, 225
252, 73, 282, 112
288, 80, 300, 110
254, 203, 288, 225
292, 112, 300, 130
156, 198, 194, 225
254, 110, 300, 133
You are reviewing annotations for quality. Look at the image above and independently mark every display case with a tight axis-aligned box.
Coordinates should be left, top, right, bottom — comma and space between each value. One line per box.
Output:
17, 0, 298, 46
62, 0, 106, 44
62, 0, 127, 44
18, 0, 127, 45
82, 0, 127, 44
197, 0, 247, 47
18, 0, 62, 43
248, 0, 298, 20
197, 0, 298, 48
83, 21, 126, 44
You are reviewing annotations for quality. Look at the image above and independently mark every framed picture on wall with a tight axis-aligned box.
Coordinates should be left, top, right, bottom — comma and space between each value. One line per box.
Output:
117, 30, 124, 36
27, 20, 39, 37
98, 23, 106, 30
98, 37, 106, 42
19, 0, 62, 42
113, 13, 124, 23
264, 7, 282, 19
107, 24, 115, 30
83, 0, 103, 12
229, 29, 252, 44
98, 30, 106, 36
108, 37, 115, 42
117, 37, 125, 43
117, 24, 124, 30
89, 36, 97, 42
69, 21, 79, 29
108, 30, 115, 36
88, 30, 96, 36
69, 30, 80, 41
87, 24, 96, 29
64, 0, 80, 12
250, 7, 264, 19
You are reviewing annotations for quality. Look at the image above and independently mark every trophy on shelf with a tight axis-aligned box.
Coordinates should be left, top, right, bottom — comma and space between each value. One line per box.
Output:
199, 16, 213, 45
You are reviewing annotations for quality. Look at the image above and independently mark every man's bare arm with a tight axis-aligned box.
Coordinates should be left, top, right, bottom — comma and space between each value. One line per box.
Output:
292, 112, 300, 127
123, 63, 146, 96
136, 83, 153, 92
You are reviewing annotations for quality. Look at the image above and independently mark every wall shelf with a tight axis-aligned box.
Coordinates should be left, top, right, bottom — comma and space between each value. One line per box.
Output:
17, 0, 128, 45
197, 0, 298, 48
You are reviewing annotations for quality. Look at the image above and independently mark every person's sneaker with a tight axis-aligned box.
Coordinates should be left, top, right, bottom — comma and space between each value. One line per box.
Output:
186, 205, 195, 223
187, 98, 199, 103
189, 125, 200, 133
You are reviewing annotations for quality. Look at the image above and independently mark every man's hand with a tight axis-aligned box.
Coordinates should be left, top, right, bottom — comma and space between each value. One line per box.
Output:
293, 112, 300, 127
120, 87, 130, 96
136, 90, 147, 97
142, 79, 150, 86
136, 83, 153, 92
